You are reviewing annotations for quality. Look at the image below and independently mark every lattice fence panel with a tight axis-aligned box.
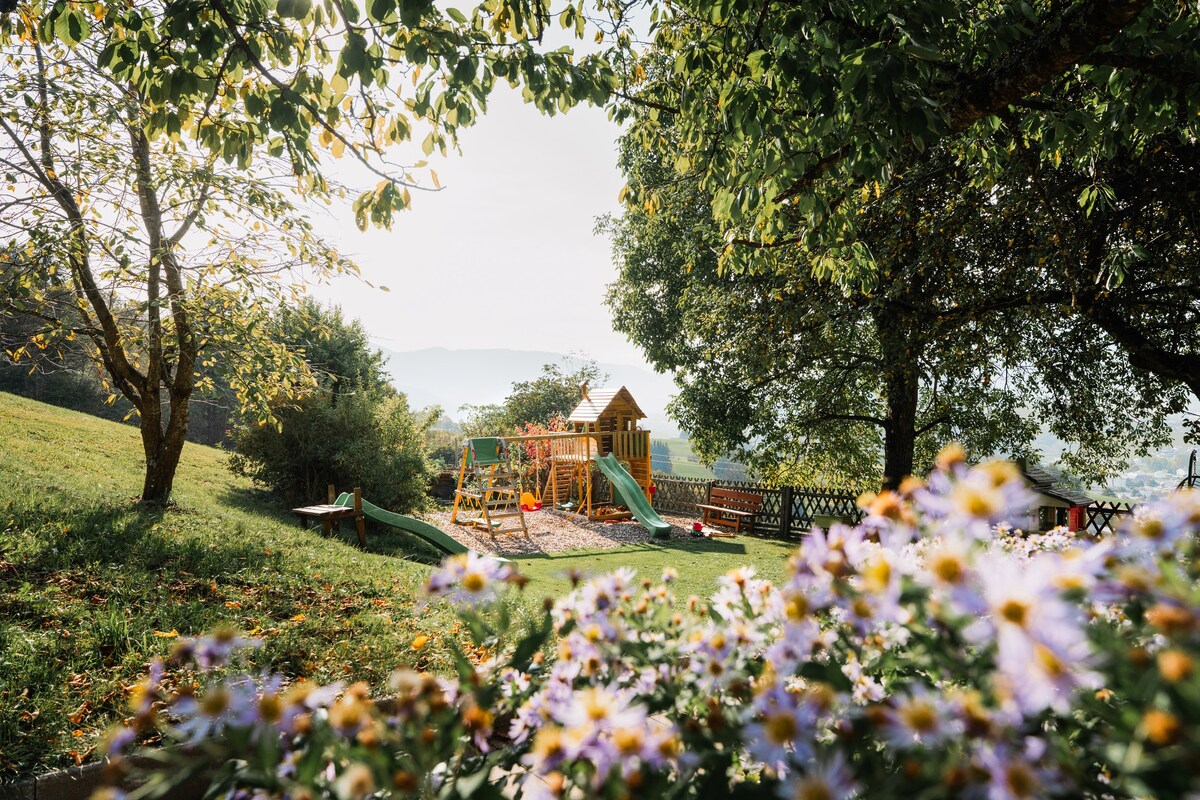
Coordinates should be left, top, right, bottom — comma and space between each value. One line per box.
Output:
651, 475, 710, 515
1086, 501, 1136, 535
653, 475, 865, 539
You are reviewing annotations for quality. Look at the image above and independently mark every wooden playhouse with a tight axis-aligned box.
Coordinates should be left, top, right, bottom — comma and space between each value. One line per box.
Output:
539, 384, 653, 516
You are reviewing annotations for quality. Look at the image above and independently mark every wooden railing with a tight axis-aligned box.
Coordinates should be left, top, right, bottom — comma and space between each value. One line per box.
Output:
611, 430, 650, 459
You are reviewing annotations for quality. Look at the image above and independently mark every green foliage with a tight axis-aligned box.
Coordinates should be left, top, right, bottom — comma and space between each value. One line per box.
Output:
604, 127, 1184, 487
7, 0, 621, 228
425, 428, 465, 467
611, 0, 1200, 284
228, 302, 436, 511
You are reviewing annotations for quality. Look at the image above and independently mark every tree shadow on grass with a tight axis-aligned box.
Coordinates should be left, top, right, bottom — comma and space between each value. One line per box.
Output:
6, 494, 280, 581
214, 485, 297, 524
213, 486, 445, 566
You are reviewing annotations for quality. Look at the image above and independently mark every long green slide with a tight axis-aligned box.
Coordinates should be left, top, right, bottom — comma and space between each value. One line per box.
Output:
334, 493, 469, 556
593, 453, 673, 539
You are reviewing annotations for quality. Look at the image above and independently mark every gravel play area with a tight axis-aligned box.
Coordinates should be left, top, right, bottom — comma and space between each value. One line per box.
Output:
424, 507, 702, 555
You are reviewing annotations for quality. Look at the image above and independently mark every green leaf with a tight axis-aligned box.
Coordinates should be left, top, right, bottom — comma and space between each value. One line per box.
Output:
54, 8, 89, 47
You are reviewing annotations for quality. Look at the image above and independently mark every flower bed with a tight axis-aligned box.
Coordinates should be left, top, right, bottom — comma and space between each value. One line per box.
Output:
98, 448, 1200, 799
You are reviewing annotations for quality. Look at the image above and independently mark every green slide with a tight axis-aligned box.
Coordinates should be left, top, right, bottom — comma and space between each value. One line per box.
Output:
334, 493, 469, 556
593, 453, 673, 539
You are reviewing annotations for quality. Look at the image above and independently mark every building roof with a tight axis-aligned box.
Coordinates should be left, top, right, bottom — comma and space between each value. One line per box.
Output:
1022, 463, 1095, 507
567, 386, 646, 423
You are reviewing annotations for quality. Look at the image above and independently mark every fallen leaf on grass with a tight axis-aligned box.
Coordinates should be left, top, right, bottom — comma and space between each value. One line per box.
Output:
68, 701, 92, 724
153, 629, 179, 638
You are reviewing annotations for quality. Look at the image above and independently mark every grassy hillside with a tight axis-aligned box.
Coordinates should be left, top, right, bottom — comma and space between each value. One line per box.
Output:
652, 437, 717, 479
0, 393, 795, 780
0, 393, 470, 779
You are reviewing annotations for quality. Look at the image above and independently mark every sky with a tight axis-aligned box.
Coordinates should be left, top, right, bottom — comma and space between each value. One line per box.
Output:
305, 83, 650, 368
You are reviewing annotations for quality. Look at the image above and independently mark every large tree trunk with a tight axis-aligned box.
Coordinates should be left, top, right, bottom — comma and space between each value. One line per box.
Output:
876, 309, 923, 491
140, 394, 191, 504
129, 121, 198, 505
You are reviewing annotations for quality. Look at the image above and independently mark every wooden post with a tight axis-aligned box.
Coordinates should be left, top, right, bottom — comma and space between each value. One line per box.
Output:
353, 487, 366, 547
327, 484, 335, 504
779, 485, 794, 538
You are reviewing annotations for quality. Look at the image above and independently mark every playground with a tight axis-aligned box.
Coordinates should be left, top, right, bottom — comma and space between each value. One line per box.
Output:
427, 505, 695, 556
317, 384, 708, 558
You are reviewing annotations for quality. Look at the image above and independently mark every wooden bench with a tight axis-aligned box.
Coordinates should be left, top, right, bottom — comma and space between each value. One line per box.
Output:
293, 486, 366, 547
696, 486, 762, 533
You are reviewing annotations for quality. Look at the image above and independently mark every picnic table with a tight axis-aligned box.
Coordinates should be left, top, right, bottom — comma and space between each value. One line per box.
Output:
293, 486, 366, 547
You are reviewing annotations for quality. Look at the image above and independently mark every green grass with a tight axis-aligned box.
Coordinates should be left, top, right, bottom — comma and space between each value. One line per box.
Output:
0, 392, 796, 780
0, 393, 465, 779
514, 537, 795, 601
652, 437, 717, 479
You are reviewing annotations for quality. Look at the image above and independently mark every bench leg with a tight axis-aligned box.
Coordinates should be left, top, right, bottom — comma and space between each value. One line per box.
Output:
321, 519, 332, 537
355, 515, 367, 548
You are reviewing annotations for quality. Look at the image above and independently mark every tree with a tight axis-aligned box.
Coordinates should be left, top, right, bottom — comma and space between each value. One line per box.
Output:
0, 39, 350, 502
650, 440, 671, 474
6, 0, 620, 227
981, 134, 1200, 411
610, 0, 1200, 286
228, 300, 436, 510
604, 127, 1183, 487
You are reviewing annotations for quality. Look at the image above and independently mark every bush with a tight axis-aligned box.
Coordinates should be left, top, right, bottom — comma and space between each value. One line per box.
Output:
229, 391, 435, 512
110, 450, 1200, 799
227, 300, 436, 512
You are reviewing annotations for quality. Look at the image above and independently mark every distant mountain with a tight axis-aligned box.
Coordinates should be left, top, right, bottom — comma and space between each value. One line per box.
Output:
379, 346, 682, 437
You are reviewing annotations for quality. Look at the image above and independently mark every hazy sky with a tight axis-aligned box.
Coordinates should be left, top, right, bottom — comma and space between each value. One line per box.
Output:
306, 84, 649, 368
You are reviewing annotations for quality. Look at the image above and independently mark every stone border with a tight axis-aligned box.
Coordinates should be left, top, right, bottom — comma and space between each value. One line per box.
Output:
2, 755, 210, 800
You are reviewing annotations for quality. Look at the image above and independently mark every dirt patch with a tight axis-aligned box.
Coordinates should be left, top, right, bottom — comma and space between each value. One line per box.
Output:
424, 507, 704, 556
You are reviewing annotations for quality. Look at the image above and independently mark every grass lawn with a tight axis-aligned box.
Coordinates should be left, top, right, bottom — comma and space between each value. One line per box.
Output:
0, 392, 795, 780
514, 536, 795, 602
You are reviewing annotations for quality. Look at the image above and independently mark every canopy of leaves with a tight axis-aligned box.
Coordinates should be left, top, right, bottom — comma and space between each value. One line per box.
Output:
611, 0, 1200, 285
4, 0, 624, 227
604, 126, 1184, 486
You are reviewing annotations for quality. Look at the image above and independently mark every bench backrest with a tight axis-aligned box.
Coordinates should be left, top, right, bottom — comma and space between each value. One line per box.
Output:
708, 486, 763, 512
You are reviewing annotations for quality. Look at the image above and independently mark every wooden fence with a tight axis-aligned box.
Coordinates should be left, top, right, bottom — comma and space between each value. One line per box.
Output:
652, 474, 863, 540
1085, 500, 1136, 535
653, 474, 1140, 539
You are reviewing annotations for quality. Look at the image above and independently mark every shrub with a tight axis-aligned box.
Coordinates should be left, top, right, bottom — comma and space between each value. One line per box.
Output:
109, 450, 1200, 799
227, 300, 436, 512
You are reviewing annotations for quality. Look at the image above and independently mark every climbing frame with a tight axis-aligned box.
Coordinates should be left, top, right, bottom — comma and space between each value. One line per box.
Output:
451, 437, 527, 535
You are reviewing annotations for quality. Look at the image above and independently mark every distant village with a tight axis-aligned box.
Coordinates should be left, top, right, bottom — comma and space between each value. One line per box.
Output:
1101, 444, 1194, 502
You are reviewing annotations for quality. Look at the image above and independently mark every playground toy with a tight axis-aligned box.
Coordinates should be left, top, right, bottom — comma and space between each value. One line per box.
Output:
482, 385, 670, 538
332, 492, 472, 556
451, 437, 529, 535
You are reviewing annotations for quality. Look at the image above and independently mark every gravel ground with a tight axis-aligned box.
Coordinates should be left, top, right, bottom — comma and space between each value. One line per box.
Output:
425, 507, 705, 556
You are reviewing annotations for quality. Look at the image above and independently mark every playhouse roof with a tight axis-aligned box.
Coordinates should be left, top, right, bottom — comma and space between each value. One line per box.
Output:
568, 386, 646, 423
1022, 463, 1095, 507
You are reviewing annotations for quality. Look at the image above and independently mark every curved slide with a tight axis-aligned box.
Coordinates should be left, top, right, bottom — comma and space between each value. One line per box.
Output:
593, 453, 673, 539
334, 493, 469, 556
